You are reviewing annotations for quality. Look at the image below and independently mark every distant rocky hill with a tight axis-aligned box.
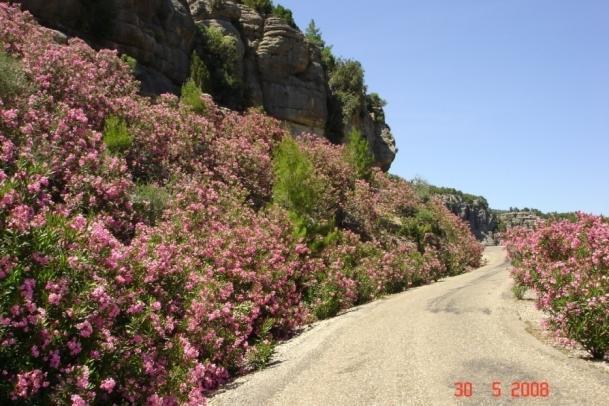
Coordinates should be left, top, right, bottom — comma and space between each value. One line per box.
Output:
410, 181, 571, 245
495, 211, 541, 231
16, 0, 396, 169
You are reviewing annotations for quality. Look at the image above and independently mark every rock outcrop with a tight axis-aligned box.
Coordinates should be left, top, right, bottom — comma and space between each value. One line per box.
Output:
16, 0, 397, 169
497, 211, 541, 230
441, 194, 498, 245
190, 3, 329, 134
18, 0, 197, 95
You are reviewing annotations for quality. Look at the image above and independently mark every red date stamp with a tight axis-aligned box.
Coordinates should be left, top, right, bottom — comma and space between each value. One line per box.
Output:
455, 381, 550, 398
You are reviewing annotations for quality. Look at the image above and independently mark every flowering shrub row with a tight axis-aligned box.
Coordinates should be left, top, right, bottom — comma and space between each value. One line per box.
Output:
0, 4, 482, 404
504, 214, 609, 359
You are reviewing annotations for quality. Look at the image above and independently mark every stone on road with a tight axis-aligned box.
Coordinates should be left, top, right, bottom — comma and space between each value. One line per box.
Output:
210, 247, 609, 405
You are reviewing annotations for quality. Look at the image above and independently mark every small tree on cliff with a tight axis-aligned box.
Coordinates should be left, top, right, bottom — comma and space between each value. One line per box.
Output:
305, 19, 325, 49
305, 19, 335, 71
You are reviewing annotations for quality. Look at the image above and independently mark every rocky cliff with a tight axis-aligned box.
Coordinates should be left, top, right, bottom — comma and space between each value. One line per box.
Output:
441, 194, 498, 245
14, 0, 397, 169
19, 0, 198, 94
496, 211, 541, 230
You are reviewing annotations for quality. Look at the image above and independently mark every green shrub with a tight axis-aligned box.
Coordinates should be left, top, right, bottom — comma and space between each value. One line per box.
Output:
189, 52, 210, 92
132, 183, 170, 225
329, 59, 366, 96
272, 137, 326, 232
120, 54, 138, 73
243, 0, 274, 15
327, 59, 367, 133
312, 283, 343, 319
102, 116, 132, 155
180, 79, 206, 114
564, 305, 609, 359
366, 92, 387, 123
512, 283, 527, 300
411, 178, 490, 209
399, 208, 441, 252
0, 48, 31, 101
197, 24, 244, 108
247, 318, 275, 370
345, 129, 374, 180
272, 5, 297, 28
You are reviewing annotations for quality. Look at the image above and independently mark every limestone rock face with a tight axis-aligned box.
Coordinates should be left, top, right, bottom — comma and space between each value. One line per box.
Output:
256, 18, 327, 132
497, 211, 541, 230
441, 194, 498, 245
361, 113, 397, 172
258, 31, 327, 131
19, 0, 197, 94
19, 0, 396, 169
190, 3, 328, 134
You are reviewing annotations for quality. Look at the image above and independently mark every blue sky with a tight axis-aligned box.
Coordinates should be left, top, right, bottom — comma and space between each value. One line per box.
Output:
280, 0, 609, 215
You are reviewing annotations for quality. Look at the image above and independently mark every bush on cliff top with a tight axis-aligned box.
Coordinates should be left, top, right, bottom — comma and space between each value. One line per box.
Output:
0, 4, 482, 403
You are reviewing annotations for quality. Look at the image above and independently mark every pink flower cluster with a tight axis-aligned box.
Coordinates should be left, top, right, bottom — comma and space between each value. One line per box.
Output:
0, 4, 483, 404
504, 214, 609, 359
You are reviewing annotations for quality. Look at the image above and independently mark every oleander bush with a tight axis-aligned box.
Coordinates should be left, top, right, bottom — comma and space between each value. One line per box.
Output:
0, 4, 482, 403
504, 215, 609, 359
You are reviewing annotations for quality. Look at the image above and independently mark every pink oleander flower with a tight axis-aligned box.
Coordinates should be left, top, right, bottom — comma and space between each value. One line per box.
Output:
70, 394, 86, 406
100, 377, 116, 393
76, 320, 93, 338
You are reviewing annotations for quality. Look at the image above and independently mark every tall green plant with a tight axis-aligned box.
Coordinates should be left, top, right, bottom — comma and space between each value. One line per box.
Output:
0, 48, 31, 100
273, 137, 334, 241
272, 137, 319, 217
189, 52, 210, 92
180, 79, 206, 114
346, 129, 374, 180
103, 116, 132, 155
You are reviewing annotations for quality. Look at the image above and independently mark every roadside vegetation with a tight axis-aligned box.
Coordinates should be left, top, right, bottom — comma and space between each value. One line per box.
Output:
0, 5, 482, 404
504, 215, 609, 360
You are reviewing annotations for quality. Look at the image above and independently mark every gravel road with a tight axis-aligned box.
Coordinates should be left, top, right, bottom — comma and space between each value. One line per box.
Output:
210, 247, 609, 405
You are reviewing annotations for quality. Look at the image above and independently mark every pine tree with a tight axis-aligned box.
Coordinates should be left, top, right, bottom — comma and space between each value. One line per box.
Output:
305, 19, 325, 49
346, 129, 375, 180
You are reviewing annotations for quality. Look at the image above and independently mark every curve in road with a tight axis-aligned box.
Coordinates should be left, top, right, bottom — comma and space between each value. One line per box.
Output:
210, 247, 609, 405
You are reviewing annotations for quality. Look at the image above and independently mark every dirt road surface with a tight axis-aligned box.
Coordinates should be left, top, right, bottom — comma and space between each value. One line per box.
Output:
210, 246, 609, 405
